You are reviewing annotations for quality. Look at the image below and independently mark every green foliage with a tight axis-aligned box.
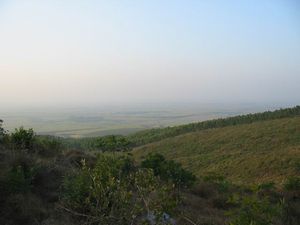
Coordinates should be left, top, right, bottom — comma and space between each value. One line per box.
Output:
94, 135, 131, 151
284, 177, 300, 191
11, 127, 35, 150
141, 153, 196, 188
130, 106, 300, 146
5, 165, 36, 194
257, 182, 275, 191
35, 135, 62, 156
62, 135, 132, 152
61, 154, 177, 225
1, 152, 38, 195
203, 174, 231, 193
0, 119, 4, 136
228, 195, 282, 225
0, 119, 7, 144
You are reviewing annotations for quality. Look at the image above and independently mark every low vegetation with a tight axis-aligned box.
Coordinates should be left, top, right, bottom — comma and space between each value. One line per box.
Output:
62, 135, 132, 151
0, 106, 299, 225
133, 116, 300, 184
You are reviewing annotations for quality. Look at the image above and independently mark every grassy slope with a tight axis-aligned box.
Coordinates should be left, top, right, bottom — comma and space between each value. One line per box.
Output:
129, 106, 300, 146
132, 116, 300, 185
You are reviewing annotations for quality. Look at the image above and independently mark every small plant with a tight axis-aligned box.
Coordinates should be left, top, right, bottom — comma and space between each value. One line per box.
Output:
284, 176, 300, 191
257, 182, 275, 191
203, 173, 230, 193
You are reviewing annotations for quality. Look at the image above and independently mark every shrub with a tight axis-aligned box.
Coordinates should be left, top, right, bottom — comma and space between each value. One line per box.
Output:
284, 177, 300, 191
190, 182, 216, 198
203, 174, 230, 193
94, 135, 132, 152
257, 182, 275, 191
35, 136, 62, 157
2, 193, 47, 225
3, 153, 38, 194
61, 154, 177, 225
141, 153, 196, 188
228, 195, 281, 225
11, 127, 35, 151
0, 119, 7, 145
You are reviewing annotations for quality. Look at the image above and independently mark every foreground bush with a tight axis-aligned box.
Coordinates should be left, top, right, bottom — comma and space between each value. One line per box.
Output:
284, 176, 300, 191
61, 154, 177, 225
228, 194, 282, 225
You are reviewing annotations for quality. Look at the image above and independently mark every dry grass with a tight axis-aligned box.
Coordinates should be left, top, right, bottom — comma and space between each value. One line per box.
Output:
132, 117, 300, 185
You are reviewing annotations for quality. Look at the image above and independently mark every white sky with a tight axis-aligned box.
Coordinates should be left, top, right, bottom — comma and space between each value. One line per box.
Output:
0, 0, 300, 107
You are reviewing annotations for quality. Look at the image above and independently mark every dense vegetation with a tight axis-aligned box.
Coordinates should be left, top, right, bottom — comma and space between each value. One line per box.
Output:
0, 106, 300, 225
129, 106, 300, 146
0, 124, 193, 225
62, 135, 132, 151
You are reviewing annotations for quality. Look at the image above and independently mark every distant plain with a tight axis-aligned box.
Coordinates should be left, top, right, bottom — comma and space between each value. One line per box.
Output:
0, 103, 288, 138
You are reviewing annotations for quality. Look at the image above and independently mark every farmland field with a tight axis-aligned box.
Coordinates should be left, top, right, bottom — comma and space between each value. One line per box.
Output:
0, 103, 283, 137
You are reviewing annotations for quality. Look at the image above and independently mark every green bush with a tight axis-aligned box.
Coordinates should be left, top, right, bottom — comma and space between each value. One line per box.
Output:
141, 153, 196, 188
3, 154, 38, 194
257, 182, 275, 191
284, 177, 300, 191
61, 154, 177, 225
11, 127, 35, 151
94, 135, 132, 151
0, 119, 7, 144
203, 174, 231, 193
35, 136, 62, 157
228, 195, 282, 225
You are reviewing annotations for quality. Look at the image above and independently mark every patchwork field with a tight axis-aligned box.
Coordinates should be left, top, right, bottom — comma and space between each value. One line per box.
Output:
1, 104, 273, 137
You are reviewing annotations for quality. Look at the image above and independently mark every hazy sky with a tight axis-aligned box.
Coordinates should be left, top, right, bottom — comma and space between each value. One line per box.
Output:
0, 0, 299, 107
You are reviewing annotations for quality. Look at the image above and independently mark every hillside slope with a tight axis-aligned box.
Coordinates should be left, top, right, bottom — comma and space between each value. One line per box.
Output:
132, 116, 300, 185
129, 106, 300, 146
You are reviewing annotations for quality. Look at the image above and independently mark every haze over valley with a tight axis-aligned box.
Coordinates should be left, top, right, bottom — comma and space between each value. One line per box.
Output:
0, 102, 293, 137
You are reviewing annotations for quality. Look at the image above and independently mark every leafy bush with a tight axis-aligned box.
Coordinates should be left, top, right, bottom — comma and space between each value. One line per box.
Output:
61, 154, 177, 225
2, 153, 38, 194
284, 177, 300, 191
228, 195, 282, 225
203, 174, 231, 193
0, 119, 7, 144
257, 182, 275, 191
62, 135, 132, 152
35, 136, 62, 157
94, 135, 132, 151
141, 153, 196, 188
0, 119, 4, 137
11, 127, 35, 151
2, 193, 47, 225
